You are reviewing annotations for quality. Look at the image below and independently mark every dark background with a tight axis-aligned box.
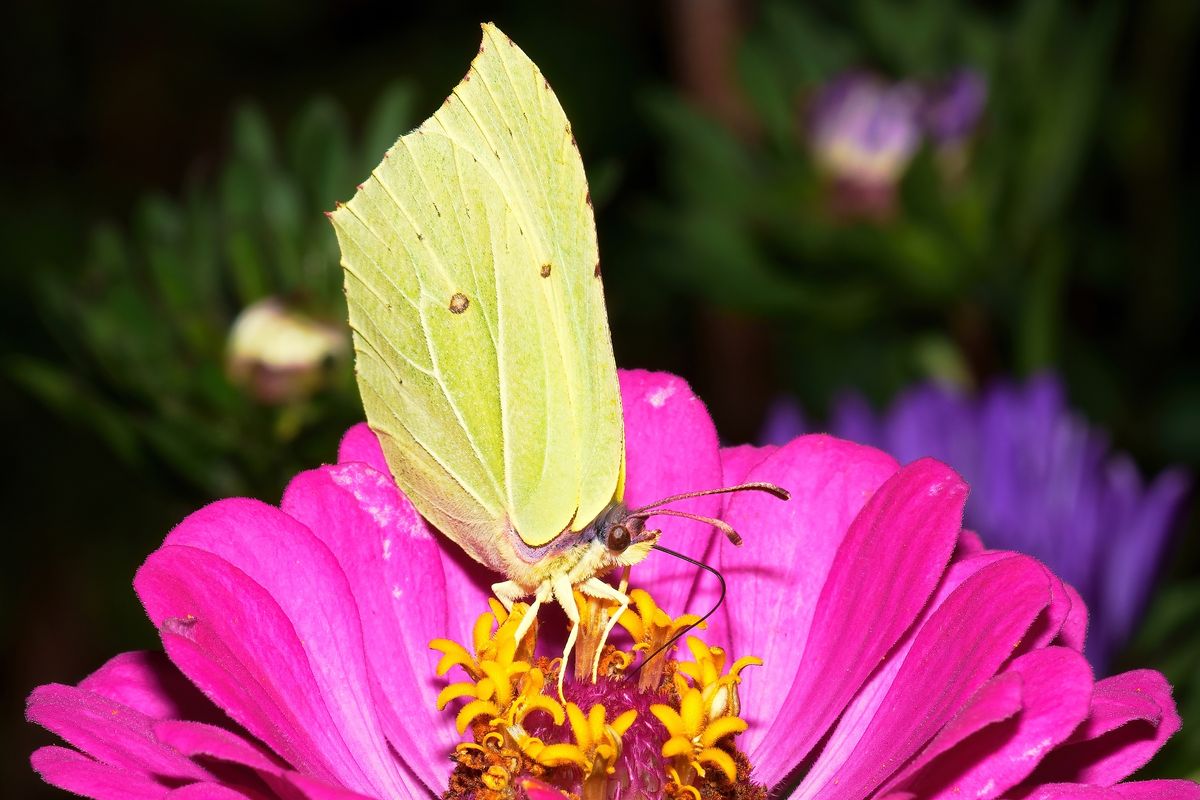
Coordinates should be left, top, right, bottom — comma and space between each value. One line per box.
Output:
3, 1, 1198, 796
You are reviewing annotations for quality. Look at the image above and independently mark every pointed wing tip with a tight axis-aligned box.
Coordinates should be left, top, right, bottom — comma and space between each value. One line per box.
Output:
327, 201, 353, 228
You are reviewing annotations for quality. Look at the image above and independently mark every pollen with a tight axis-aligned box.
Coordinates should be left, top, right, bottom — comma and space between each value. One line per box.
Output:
433, 587, 766, 800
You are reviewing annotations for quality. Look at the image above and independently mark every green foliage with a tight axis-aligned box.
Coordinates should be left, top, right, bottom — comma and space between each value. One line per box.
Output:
9, 83, 415, 498
1125, 578, 1200, 779
639, 0, 1120, 411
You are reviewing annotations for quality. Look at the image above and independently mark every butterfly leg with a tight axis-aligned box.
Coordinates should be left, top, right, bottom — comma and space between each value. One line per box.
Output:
510, 581, 551, 647
577, 577, 631, 683
552, 573, 580, 702
491, 580, 525, 612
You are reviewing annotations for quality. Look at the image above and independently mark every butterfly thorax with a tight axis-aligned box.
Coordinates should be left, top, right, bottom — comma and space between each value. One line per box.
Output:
504, 501, 660, 592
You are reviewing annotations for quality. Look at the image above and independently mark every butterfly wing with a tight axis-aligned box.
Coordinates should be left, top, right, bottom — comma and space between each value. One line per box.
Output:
330, 23, 623, 570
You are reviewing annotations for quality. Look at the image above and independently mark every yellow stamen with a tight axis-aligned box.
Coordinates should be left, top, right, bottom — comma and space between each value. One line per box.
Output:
429, 588, 766, 800
492, 669, 565, 728
676, 635, 762, 718
667, 767, 703, 800
698, 747, 738, 783
456, 699, 502, 734
619, 589, 706, 691
701, 716, 748, 747
520, 702, 636, 792
651, 686, 749, 789
436, 681, 481, 710
571, 590, 632, 683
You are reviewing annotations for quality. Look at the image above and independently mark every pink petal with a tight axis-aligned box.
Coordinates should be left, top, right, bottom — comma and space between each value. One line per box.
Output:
618, 370, 725, 617
139, 546, 355, 788
78, 651, 223, 724
281, 463, 491, 792
745, 457, 965, 786
155, 719, 408, 800
1022, 785, 1122, 800
165, 785, 256, 800
956, 529, 985, 557
719, 444, 777, 488
1111, 781, 1200, 800
720, 433, 898, 654
337, 423, 389, 474
893, 670, 1025, 787
712, 435, 898, 749
135, 499, 411, 798
521, 777, 574, 800
1056, 581, 1089, 653
26, 683, 211, 782
1025, 670, 1181, 786
153, 720, 283, 773
282, 773, 381, 800
1018, 565, 1075, 655
805, 554, 1053, 800
31, 745, 168, 800
910, 646, 1094, 799
798, 551, 1018, 799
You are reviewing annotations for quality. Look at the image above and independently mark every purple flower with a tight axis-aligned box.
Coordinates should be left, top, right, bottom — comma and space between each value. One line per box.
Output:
26, 370, 1196, 799
807, 72, 923, 193
763, 375, 1190, 673
922, 69, 988, 146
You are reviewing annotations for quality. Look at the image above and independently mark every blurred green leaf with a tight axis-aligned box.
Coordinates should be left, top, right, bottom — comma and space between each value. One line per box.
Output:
231, 104, 275, 169
287, 97, 351, 211
18, 82, 413, 498
4, 356, 141, 463
360, 81, 416, 175
1011, 1, 1119, 248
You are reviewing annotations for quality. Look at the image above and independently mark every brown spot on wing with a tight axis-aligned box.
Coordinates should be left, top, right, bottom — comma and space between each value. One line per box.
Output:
540, 263, 552, 278
449, 293, 470, 314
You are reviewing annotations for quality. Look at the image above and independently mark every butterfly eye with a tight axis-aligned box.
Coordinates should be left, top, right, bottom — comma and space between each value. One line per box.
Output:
606, 524, 631, 553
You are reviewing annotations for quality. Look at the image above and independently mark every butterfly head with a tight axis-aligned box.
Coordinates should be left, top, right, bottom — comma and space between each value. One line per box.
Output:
594, 502, 659, 568
516, 482, 789, 589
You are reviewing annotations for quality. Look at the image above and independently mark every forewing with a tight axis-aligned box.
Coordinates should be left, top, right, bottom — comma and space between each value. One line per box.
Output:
331, 23, 623, 553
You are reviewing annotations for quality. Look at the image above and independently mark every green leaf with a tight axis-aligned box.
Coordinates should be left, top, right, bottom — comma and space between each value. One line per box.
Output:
5, 356, 142, 463
360, 81, 416, 176
287, 97, 351, 209
231, 103, 275, 169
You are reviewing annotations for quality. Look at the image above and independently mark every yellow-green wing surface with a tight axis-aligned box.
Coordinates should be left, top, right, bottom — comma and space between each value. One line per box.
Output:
330, 23, 623, 562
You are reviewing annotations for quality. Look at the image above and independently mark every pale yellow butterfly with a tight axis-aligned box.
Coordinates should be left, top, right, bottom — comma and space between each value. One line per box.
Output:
329, 23, 784, 683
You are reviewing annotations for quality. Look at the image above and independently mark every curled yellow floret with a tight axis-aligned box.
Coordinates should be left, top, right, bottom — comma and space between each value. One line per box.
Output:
675, 635, 762, 718
520, 702, 637, 780
430, 586, 766, 800
619, 589, 705, 690
651, 686, 748, 784
619, 589, 706, 652
431, 603, 552, 735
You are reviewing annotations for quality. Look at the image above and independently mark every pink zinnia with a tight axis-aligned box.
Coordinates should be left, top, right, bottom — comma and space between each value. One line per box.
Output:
28, 371, 1196, 800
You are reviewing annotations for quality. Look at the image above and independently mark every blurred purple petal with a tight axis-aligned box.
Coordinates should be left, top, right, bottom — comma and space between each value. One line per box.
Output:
764, 374, 1190, 673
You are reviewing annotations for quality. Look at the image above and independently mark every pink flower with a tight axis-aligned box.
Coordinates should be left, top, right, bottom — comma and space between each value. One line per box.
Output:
28, 371, 1197, 800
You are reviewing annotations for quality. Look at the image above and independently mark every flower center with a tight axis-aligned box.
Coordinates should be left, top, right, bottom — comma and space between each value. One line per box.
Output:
430, 590, 766, 800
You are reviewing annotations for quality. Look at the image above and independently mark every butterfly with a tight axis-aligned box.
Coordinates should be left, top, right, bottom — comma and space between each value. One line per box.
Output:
329, 23, 785, 682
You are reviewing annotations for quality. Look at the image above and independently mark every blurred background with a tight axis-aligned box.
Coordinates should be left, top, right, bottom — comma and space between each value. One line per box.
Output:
3, 0, 1198, 793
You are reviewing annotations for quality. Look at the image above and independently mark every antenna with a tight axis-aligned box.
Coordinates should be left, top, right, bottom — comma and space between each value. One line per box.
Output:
625, 481, 789, 546
626, 508, 746, 546
627, 482, 790, 516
